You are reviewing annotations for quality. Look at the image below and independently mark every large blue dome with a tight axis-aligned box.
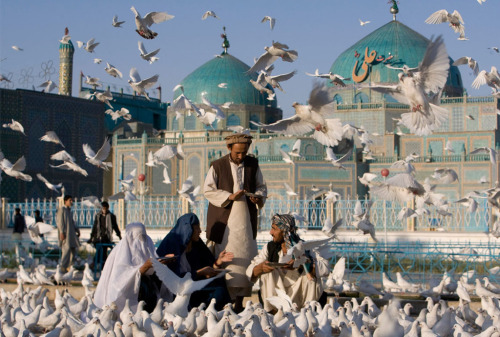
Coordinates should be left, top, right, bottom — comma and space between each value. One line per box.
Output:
173, 52, 277, 108
329, 20, 463, 96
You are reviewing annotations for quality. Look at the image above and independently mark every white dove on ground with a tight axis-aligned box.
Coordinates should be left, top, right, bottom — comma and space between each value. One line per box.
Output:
261, 16, 276, 30
2, 119, 25, 135
40, 131, 65, 147
284, 183, 298, 197
38, 80, 58, 93
152, 258, 227, 318
83, 138, 112, 170
0, 155, 32, 181
305, 69, 351, 87
251, 83, 343, 147
37, 173, 63, 193
471, 66, 500, 92
131, 6, 174, 39
138, 41, 160, 64
112, 15, 125, 27
425, 9, 465, 36
325, 147, 352, 170
370, 36, 450, 136
76, 38, 99, 53
128, 67, 159, 100
202, 11, 219, 20
248, 41, 298, 74
453, 56, 479, 76
104, 63, 123, 78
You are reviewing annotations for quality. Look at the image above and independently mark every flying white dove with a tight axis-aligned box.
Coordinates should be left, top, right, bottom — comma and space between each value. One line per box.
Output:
455, 195, 478, 213
431, 168, 458, 184
471, 66, 500, 92
0, 156, 32, 181
105, 107, 132, 122
325, 147, 352, 170
25, 215, 54, 244
40, 131, 65, 147
119, 168, 136, 191
261, 16, 276, 30
325, 191, 341, 202
38, 80, 58, 93
93, 58, 102, 64
162, 166, 172, 184
279, 149, 294, 165
247, 41, 298, 74
287, 237, 332, 268
249, 74, 275, 100
138, 41, 160, 64
76, 38, 99, 53
82, 196, 101, 208
251, 83, 343, 147
288, 139, 302, 158
264, 70, 297, 92
321, 218, 344, 238
370, 36, 450, 136
425, 9, 465, 36
305, 69, 351, 87
2, 119, 25, 135
131, 6, 174, 39
453, 57, 479, 76
128, 67, 159, 100
469, 147, 496, 165
12, 45, 23, 51
83, 138, 112, 170
359, 19, 371, 26
84, 75, 101, 87
202, 11, 219, 20
50, 160, 88, 176
105, 63, 123, 78
201, 95, 226, 120
112, 15, 125, 27
284, 183, 298, 197
37, 173, 63, 193
50, 150, 75, 162
85, 87, 113, 108
444, 140, 454, 153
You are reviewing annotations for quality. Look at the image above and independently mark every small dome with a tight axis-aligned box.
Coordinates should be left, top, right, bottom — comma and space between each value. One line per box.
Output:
173, 53, 277, 108
329, 20, 463, 96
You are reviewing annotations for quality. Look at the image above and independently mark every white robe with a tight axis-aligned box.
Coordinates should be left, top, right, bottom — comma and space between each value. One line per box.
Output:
204, 159, 267, 298
246, 242, 324, 312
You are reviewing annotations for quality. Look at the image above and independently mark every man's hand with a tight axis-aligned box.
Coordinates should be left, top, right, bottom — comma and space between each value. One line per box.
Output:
228, 190, 245, 201
59, 233, 66, 242
197, 266, 221, 278
159, 253, 176, 265
216, 250, 234, 266
249, 196, 264, 208
282, 259, 295, 270
139, 259, 153, 274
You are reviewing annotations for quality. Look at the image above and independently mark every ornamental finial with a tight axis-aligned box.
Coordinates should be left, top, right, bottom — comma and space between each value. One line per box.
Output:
388, 0, 399, 21
221, 26, 230, 54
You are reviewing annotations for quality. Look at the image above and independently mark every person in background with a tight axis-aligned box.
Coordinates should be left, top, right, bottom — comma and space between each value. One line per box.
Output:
34, 210, 44, 239
12, 208, 26, 241
56, 195, 80, 272
88, 201, 121, 266
157, 213, 233, 311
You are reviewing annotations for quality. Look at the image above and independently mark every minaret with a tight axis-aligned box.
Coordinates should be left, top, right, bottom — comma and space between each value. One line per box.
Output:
58, 27, 74, 96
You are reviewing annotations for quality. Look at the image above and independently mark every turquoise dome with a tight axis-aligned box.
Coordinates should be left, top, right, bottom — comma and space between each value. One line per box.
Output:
173, 52, 277, 108
329, 20, 463, 96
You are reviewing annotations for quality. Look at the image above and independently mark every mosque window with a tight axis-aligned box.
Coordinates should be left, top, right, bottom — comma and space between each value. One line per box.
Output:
354, 92, 369, 103
451, 107, 463, 132
153, 114, 160, 130
429, 141, 443, 156
185, 114, 196, 130
227, 114, 240, 127
333, 94, 343, 105
152, 163, 171, 195
450, 140, 465, 154
280, 144, 290, 153
404, 141, 421, 157
171, 117, 178, 131
305, 144, 316, 156
250, 114, 260, 130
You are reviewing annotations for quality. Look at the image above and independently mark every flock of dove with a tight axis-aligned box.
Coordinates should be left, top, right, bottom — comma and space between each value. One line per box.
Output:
0, 250, 500, 337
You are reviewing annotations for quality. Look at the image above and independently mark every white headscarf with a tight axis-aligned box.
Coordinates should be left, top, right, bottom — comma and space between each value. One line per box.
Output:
94, 222, 157, 312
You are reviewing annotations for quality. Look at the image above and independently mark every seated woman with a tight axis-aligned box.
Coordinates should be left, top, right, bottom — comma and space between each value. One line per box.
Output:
157, 213, 233, 311
94, 222, 171, 313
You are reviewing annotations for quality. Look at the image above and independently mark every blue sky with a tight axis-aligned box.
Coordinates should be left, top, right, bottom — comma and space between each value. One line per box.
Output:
1, 0, 499, 118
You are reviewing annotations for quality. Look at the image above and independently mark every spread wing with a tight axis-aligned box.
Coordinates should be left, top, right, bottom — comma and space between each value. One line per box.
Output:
11, 156, 27, 171
279, 149, 292, 162
248, 51, 278, 74
154, 145, 176, 160
138, 41, 147, 54
36, 173, 50, 185
82, 144, 96, 159
94, 138, 111, 161
129, 67, 142, 83
251, 115, 314, 136
416, 35, 450, 93
50, 150, 75, 162
143, 11, 174, 26
139, 74, 159, 89
425, 9, 449, 24
270, 70, 297, 82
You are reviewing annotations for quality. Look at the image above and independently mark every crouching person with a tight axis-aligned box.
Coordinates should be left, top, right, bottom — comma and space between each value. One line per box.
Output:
246, 214, 327, 312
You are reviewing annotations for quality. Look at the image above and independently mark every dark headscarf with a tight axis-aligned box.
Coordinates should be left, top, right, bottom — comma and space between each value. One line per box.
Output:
272, 213, 301, 249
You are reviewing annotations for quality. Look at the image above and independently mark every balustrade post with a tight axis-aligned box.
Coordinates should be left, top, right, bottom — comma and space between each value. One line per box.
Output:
118, 199, 126, 230
0, 198, 7, 229
407, 198, 416, 231
326, 200, 335, 223
182, 198, 189, 215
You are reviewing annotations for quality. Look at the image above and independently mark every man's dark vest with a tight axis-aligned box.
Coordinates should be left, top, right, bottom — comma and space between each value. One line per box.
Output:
206, 154, 259, 244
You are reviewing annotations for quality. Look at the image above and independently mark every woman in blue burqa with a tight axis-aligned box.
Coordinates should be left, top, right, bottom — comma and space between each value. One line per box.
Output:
157, 213, 233, 311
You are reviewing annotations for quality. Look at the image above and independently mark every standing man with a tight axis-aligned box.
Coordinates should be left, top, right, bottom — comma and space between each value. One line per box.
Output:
88, 201, 121, 265
12, 208, 26, 241
57, 195, 80, 272
204, 133, 267, 312
34, 210, 44, 239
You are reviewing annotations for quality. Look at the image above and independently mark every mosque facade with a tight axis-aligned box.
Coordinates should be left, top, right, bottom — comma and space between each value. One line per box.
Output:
110, 19, 499, 211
